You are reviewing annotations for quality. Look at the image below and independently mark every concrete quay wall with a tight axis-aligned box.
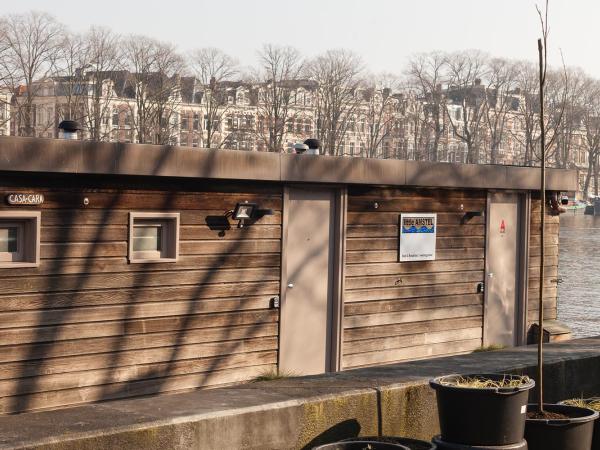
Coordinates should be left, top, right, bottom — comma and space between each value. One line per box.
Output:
2, 337, 599, 450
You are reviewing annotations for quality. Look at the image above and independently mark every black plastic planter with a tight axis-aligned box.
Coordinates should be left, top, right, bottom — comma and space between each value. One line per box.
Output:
342, 436, 436, 450
558, 398, 600, 450
429, 373, 535, 446
312, 441, 410, 450
525, 403, 599, 450
432, 436, 527, 449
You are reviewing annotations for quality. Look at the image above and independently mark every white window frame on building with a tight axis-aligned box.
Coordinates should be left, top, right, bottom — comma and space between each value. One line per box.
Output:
128, 212, 179, 263
0, 211, 41, 268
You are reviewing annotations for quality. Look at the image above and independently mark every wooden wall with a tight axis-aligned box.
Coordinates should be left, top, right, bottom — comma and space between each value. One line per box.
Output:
527, 195, 560, 331
0, 176, 282, 414
343, 187, 486, 369
0, 175, 562, 414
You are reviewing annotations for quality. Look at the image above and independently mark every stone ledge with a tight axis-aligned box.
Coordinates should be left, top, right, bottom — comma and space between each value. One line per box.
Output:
0, 337, 598, 450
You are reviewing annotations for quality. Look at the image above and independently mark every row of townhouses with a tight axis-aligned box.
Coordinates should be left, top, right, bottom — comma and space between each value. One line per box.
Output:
1, 71, 596, 198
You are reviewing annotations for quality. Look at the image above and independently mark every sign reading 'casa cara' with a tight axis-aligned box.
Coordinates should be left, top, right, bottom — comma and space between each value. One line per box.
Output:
6, 193, 45, 206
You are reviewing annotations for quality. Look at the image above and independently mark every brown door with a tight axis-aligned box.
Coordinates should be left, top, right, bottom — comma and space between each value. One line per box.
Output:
484, 192, 525, 347
279, 187, 336, 375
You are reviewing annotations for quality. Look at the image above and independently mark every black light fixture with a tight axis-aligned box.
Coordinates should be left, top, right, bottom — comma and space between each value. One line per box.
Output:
233, 202, 256, 227
232, 201, 273, 228
461, 211, 483, 225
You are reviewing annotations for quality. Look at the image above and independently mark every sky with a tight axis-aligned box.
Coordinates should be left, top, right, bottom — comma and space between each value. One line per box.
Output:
5, 0, 599, 77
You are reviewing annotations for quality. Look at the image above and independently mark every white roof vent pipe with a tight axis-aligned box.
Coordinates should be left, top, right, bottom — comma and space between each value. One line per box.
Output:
293, 143, 309, 154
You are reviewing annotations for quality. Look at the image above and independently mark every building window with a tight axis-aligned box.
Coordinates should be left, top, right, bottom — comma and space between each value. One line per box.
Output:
128, 212, 179, 263
193, 113, 200, 131
0, 212, 41, 268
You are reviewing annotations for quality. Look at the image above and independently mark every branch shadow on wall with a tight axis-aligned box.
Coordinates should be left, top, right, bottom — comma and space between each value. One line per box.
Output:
5, 140, 362, 416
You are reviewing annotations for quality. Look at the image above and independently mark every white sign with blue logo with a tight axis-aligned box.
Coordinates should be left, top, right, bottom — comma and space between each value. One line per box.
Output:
399, 213, 437, 262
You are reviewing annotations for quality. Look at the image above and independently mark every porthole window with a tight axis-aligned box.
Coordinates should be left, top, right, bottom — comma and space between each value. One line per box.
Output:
129, 212, 179, 263
0, 212, 41, 268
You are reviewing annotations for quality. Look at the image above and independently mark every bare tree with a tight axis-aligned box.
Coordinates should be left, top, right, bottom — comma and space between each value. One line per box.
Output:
511, 62, 541, 165
360, 73, 400, 157
123, 36, 184, 144
579, 77, 600, 199
0, 20, 14, 132
405, 51, 447, 161
396, 81, 430, 160
310, 49, 363, 156
254, 44, 304, 152
123, 35, 158, 144
79, 27, 123, 141
511, 62, 568, 166
152, 43, 186, 145
190, 47, 238, 148
445, 50, 489, 164
0, 12, 64, 136
54, 31, 88, 128
484, 58, 519, 164
553, 67, 586, 169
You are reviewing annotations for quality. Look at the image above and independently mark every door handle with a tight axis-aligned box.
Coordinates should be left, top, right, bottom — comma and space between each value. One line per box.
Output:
287, 283, 294, 288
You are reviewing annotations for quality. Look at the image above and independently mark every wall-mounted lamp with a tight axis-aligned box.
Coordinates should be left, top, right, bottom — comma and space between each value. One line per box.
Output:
232, 201, 274, 228
373, 202, 379, 209
233, 202, 256, 221
461, 211, 483, 225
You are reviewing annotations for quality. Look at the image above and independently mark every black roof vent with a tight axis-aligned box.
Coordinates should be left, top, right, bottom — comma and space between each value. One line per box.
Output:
304, 138, 321, 150
58, 120, 81, 132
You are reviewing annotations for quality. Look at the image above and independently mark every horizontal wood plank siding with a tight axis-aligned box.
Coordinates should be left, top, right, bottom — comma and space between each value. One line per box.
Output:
527, 195, 560, 333
343, 187, 485, 369
0, 180, 282, 414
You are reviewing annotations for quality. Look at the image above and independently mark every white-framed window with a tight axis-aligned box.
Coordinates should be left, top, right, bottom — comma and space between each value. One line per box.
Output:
128, 212, 179, 263
0, 212, 41, 268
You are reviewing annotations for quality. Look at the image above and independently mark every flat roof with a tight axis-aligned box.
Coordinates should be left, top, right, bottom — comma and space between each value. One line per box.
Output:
0, 137, 577, 191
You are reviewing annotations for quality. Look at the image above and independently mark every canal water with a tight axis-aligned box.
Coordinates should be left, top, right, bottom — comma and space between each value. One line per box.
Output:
558, 214, 600, 337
